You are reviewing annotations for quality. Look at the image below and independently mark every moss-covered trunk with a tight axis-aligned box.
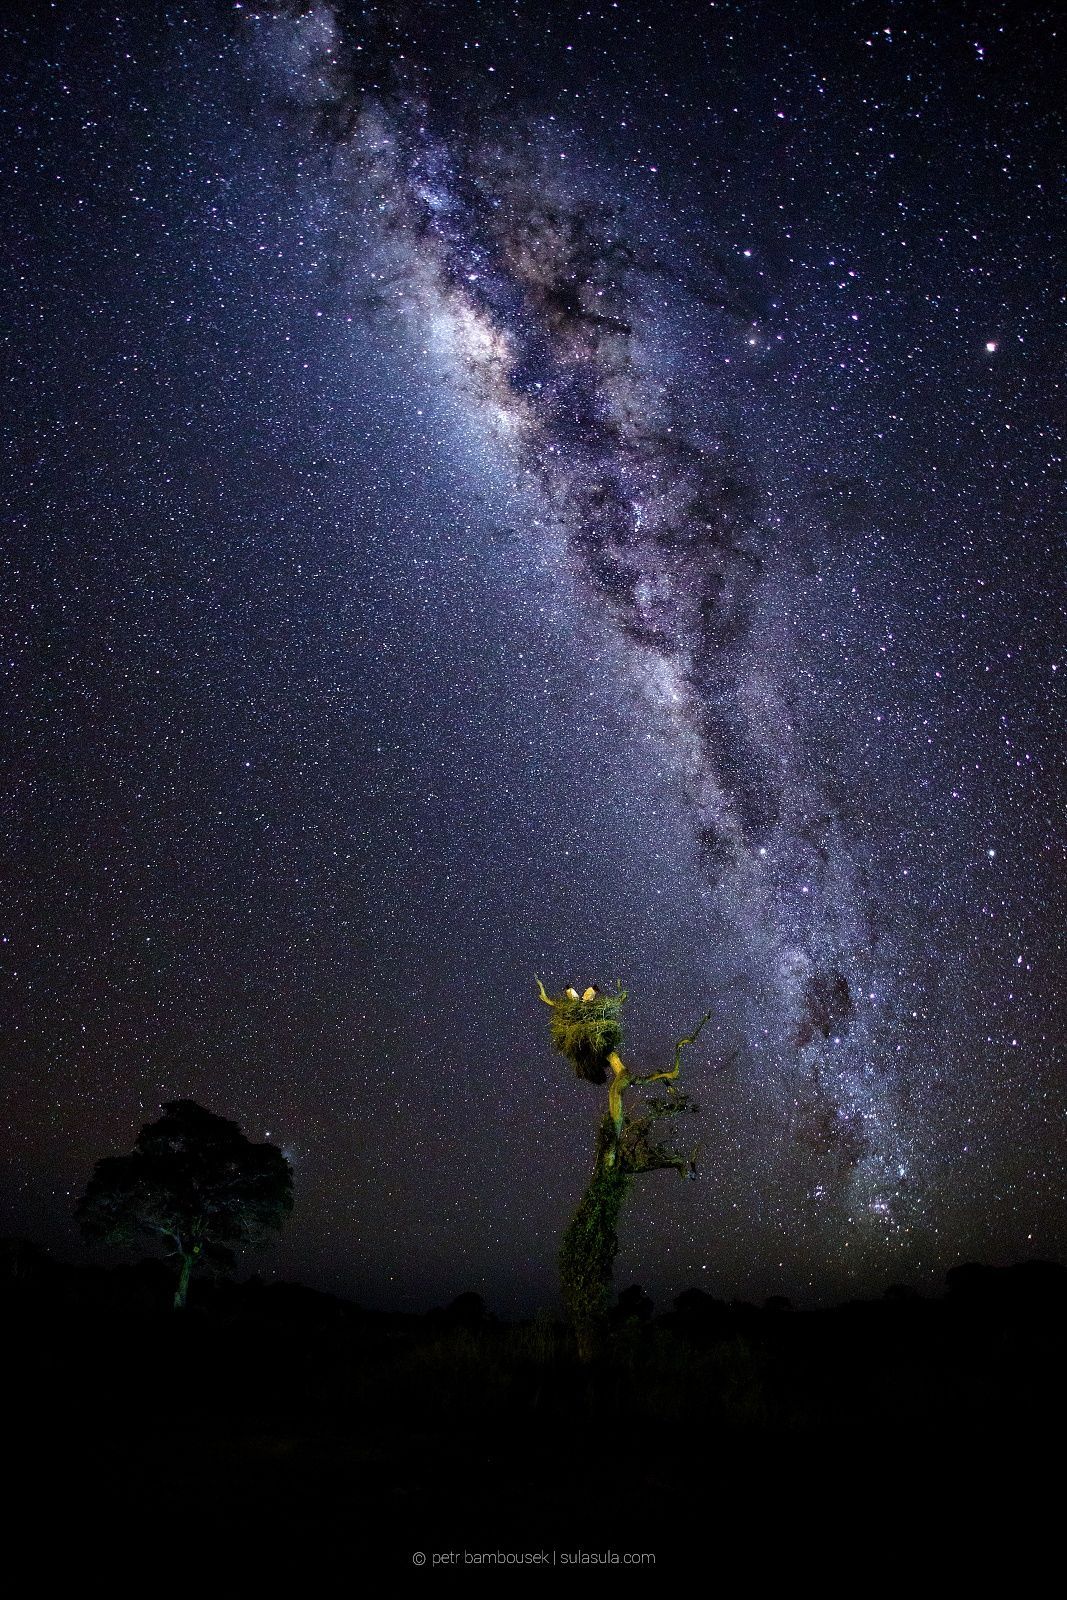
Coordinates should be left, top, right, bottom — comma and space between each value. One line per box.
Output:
173, 1251, 194, 1310
559, 1118, 630, 1360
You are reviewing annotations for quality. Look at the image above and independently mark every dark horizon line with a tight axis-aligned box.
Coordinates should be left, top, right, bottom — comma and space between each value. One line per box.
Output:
5, 1233, 1066, 1321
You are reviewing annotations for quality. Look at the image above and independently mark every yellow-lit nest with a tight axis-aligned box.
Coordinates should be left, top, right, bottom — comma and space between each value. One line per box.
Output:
548, 984, 627, 1084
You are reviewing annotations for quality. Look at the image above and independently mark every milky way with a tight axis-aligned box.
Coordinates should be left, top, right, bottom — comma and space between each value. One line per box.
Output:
246, 1, 912, 1221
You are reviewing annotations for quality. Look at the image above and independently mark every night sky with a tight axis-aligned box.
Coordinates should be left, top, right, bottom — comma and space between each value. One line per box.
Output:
3, 0, 1063, 1312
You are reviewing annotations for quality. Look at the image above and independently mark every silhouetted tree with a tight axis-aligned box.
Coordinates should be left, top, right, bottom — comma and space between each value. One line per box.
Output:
434, 1291, 492, 1329
536, 979, 712, 1359
669, 1286, 731, 1339
610, 1283, 655, 1327
76, 1100, 294, 1309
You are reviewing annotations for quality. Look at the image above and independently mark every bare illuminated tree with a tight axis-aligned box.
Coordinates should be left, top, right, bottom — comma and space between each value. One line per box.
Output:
536, 980, 712, 1359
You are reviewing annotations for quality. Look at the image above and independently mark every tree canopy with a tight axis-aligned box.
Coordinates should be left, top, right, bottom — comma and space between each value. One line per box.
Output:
76, 1099, 293, 1308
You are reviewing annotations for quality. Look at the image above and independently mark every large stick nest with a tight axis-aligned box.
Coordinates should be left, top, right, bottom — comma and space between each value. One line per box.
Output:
548, 983, 627, 1084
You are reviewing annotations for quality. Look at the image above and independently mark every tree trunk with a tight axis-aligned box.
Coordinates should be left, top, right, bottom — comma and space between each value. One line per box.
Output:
559, 1119, 630, 1362
174, 1251, 194, 1310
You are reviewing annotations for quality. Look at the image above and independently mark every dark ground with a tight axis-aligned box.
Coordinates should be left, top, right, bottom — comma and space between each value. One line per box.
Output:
6, 1241, 1065, 1574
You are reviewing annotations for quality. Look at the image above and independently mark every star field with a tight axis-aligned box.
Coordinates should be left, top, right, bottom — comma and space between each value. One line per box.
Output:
1, 0, 1063, 1310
